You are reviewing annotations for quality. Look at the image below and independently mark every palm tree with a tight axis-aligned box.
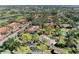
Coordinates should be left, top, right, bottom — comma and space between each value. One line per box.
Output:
65, 30, 79, 53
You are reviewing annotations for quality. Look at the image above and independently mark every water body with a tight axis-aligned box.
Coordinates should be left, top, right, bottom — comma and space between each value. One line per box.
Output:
0, 14, 22, 20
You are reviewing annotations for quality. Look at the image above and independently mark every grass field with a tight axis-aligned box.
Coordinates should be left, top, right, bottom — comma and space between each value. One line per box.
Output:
0, 20, 7, 24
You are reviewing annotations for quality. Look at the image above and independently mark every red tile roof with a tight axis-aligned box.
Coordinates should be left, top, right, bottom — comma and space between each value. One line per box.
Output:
7, 23, 17, 27
47, 16, 56, 19
16, 19, 26, 23
0, 27, 7, 33
7, 23, 19, 29
44, 22, 56, 27
26, 26, 40, 32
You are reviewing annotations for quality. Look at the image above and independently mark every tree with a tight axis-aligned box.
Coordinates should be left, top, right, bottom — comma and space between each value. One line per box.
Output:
65, 30, 79, 53
42, 38, 48, 45
2, 38, 21, 54
37, 28, 47, 34
15, 45, 31, 54
32, 16, 46, 28
51, 10, 57, 15
0, 46, 5, 53
45, 26, 54, 35
32, 33, 39, 41
20, 33, 32, 43
36, 44, 48, 53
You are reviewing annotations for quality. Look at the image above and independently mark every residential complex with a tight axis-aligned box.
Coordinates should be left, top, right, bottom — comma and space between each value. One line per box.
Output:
0, 5, 79, 54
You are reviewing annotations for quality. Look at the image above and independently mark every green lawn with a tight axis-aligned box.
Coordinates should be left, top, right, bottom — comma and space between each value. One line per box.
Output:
0, 20, 7, 24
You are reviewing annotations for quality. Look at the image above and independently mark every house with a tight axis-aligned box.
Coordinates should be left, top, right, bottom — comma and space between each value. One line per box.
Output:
33, 14, 43, 19
44, 22, 56, 27
0, 27, 7, 41
7, 22, 20, 32
47, 16, 56, 19
26, 26, 40, 33
59, 24, 72, 28
16, 18, 26, 24
0, 27, 7, 33
0, 27, 8, 35
7, 22, 18, 29
39, 34, 57, 45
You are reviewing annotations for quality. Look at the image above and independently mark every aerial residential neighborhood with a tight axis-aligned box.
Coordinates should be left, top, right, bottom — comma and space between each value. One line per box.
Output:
0, 5, 79, 54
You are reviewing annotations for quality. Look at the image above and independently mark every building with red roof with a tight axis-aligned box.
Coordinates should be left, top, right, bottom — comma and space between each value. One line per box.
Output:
0, 27, 7, 41
26, 26, 40, 33
0, 27, 7, 33
7, 22, 20, 32
44, 22, 57, 27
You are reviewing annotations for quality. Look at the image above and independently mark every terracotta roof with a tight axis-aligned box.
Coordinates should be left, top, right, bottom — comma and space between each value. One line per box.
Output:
16, 19, 26, 23
47, 16, 56, 19
0, 27, 7, 33
7, 23, 18, 28
26, 26, 40, 32
44, 22, 56, 27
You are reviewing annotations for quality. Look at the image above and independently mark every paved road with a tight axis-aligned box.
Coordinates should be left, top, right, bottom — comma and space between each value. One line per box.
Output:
0, 22, 31, 46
